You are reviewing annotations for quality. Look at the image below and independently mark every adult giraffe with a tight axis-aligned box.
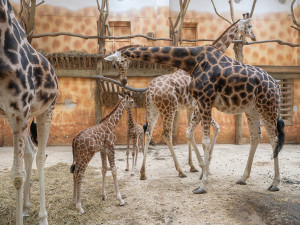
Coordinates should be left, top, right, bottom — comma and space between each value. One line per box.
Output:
104, 24, 284, 194
105, 18, 256, 180
0, 0, 58, 224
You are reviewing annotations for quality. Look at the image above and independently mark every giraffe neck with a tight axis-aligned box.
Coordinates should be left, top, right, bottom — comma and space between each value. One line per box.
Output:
211, 19, 240, 53
126, 107, 134, 128
121, 46, 203, 74
101, 98, 127, 130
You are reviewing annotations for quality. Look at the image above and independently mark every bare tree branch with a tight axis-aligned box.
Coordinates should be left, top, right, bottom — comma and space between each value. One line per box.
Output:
30, 32, 300, 47
228, 0, 235, 23
290, 0, 300, 28
291, 25, 300, 31
249, 0, 257, 18
96, 0, 101, 11
210, 0, 231, 24
179, 0, 183, 12
36, 0, 45, 7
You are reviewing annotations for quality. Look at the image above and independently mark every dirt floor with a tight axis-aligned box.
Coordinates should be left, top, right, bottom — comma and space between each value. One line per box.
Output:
0, 143, 299, 225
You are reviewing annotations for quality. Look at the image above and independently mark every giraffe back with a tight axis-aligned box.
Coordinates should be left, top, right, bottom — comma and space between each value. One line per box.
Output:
147, 69, 195, 111
0, 0, 58, 117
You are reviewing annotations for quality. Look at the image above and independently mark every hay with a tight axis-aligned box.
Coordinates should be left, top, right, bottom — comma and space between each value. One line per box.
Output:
0, 163, 125, 225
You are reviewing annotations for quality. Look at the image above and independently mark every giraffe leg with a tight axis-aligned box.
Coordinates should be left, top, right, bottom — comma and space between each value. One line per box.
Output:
107, 146, 125, 206
162, 113, 186, 178
262, 117, 282, 192
35, 108, 55, 225
236, 112, 262, 185
130, 138, 137, 176
125, 136, 130, 171
186, 109, 199, 172
8, 116, 27, 225
193, 110, 211, 194
134, 136, 139, 167
100, 150, 108, 200
140, 108, 159, 180
186, 108, 205, 175
74, 153, 93, 214
208, 118, 220, 172
23, 132, 36, 217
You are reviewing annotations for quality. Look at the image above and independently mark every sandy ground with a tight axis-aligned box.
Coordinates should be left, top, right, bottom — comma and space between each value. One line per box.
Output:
0, 143, 300, 224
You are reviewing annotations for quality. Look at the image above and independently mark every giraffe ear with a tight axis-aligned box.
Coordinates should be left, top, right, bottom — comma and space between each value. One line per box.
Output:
104, 51, 122, 61
240, 18, 252, 24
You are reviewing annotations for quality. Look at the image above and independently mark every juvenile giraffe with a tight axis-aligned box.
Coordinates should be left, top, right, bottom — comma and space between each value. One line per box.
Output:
125, 104, 144, 176
105, 18, 256, 180
70, 94, 135, 214
0, 1, 58, 224
103, 22, 285, 194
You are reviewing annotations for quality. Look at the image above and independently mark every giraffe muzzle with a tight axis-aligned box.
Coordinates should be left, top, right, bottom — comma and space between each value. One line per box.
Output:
121, 78, 128, 86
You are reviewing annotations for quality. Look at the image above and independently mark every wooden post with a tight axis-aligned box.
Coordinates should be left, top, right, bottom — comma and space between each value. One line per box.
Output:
169, 0, 190, 145
95, 0, 109, 124
233, 40, 244, 145
0, 120, 4, 147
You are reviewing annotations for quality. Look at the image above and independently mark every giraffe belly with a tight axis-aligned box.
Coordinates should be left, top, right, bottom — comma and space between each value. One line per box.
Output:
213, 94, 252, 114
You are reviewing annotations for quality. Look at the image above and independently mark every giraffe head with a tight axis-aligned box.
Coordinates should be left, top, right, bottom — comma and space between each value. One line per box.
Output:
0, 0, 15, 24
237, 18, 256, 41
104, 51, 130, 86
124, 92, 137, 109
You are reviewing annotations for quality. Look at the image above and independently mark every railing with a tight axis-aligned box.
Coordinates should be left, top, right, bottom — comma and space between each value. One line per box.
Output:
96, 76, 147, 108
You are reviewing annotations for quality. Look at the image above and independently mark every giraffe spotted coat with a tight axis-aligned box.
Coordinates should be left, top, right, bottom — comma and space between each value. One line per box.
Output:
71, 95, 135, 214
0, 0, 58, 224
105, 42, 285, 195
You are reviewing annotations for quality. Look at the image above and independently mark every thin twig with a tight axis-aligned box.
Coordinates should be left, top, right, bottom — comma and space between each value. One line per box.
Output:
228, 0, 235, 23
36, 0, 45, 7
210, 0, 231, 24
249, 0, 257, 18
290, 0, 300, 28
168, 17, 175, 36
291, 25, 300, 31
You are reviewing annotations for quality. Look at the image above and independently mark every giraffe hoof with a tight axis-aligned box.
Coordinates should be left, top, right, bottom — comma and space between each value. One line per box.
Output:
140, 175, 147, 180
125, 168, 129, 171
102, 195, 108, 201
268, 185, 279, 192
192, 186, 207, 194
120, 200, 127, 206
236, 180, 247, 185
190, 167, 199, 173
179, 173, 187, 178
130, 173, 134, 176
23, 208, 30, 217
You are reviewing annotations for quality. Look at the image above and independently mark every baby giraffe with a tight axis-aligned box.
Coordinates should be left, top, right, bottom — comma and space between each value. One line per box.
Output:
125, 102, 144, 176
70, 94, 135, 214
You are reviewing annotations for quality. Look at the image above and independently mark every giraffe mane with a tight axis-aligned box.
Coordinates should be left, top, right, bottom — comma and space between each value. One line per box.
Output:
117, 45, 145, 51
211, 19, 240, 46
98, 97, 124, 123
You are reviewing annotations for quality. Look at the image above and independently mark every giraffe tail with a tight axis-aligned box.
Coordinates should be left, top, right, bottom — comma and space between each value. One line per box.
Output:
30, 120, 38, 145
70, 164, 75, 173
70, 139, 76, 173
143, 122, 148, 133
274, 118, 285, 158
